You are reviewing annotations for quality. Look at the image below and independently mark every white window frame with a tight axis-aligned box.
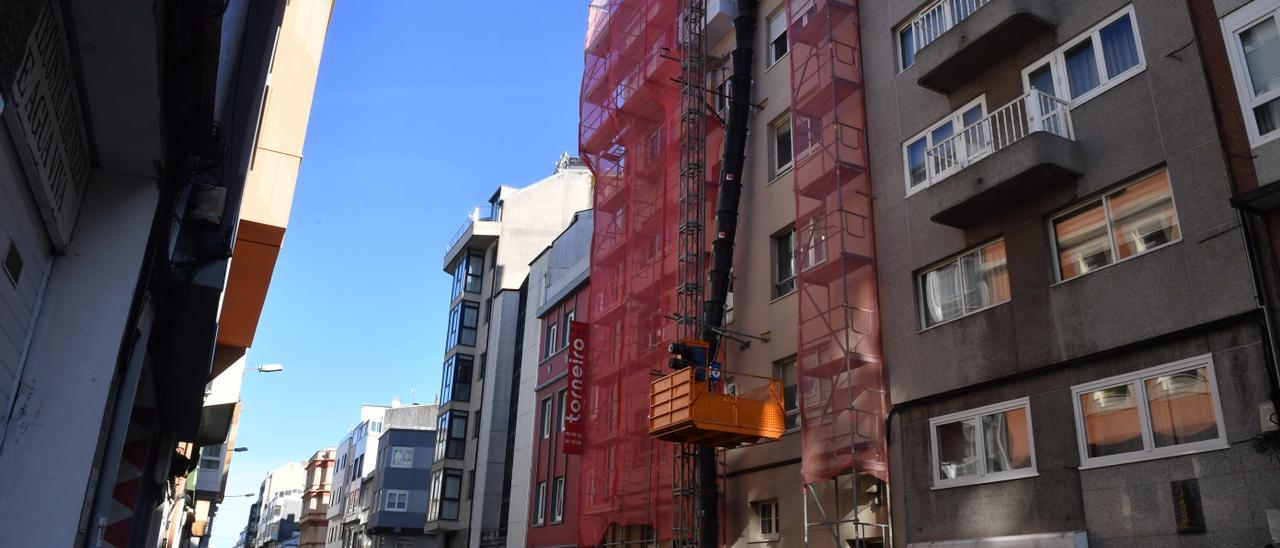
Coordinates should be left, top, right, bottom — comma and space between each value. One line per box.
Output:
755, 499, 780, 540
556, 388, 568, 432
771, 227, 797, 299
917, 239, 1010, 330
390, 447, 413, 469
1020, 5, 1146, 107
1222, 0, 1280, 147
384, 489, 409, 512
769, 113, 795, 179
766, 9, 789, 67
1071, 354, 1229, 469
928, 397, 1038, 489
541, 397, 553, 439
902, 96, 987, 196
1048, 169, 1181, 283
551, 476, 566, 523
533, 481, 547, 526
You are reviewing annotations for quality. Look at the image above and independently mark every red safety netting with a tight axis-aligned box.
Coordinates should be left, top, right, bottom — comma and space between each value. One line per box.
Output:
785, 0, 889, 486
577, 0, 700, 545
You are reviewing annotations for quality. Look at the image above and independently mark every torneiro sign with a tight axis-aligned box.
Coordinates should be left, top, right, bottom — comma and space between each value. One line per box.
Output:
564, 321, 588, 455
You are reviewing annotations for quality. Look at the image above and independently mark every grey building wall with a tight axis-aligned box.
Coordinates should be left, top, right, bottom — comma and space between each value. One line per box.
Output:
367, 429, 435, 536
861, 0, 1280, 545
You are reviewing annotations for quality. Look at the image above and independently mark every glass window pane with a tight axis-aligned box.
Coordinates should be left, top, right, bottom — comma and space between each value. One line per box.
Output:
907, 138, 929, 188
1079, 384, 1144, 458
775, 120, 793, 170
772, 31, 788, 63
982, 407, 1032, 473
1099, 14, 1140, 78
1064, 41, 1101, 98
1240, 16, 1280, 96
936, 420, 979, 479
1054, 202, 1112, 280
1108, 171, 1179, 260
930, 121, 955, 144
961, 105, 985, 128
959, 241, 1010, 314
1028, 64, 1056, 96
1145, 368, 1219, 448
899, 27, 916, 69
1256, 96, 1280, 136
922, 261, 963, 326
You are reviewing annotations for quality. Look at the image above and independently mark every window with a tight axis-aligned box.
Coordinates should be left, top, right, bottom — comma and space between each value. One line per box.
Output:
769, 114, 794, 178
896, 0, 990, 72
465, 250, 485, 293
930, 398, 1037, 488
384, 490, 409, 512
541, 397, 554, 439
919, 240, 1010, 328
557, 389, 568, 432
544, 319, 559, 359
756, 500, 779, 539
447, 301, 480, 348
473, 410, 481, 439
199, 457, 219, 470
767, 10, 788, 66
1072, 354, 1228, 468
551, 476, 566, 523
371, 421, 382, 433
428, 468, 463, 521
1051, 170, 1179, 281
902, 97, 986, 193
532, 481, 547, 526
897, 24, 917, 72
390, 447, 413, 468
773, 357, 800, 431
1223, 0, 1280, 146
1021, 6, 1144, 105
772, 228, 796, 298
562, 308, 575, 349
435, 411, 468, 461
441, 354, 473, 404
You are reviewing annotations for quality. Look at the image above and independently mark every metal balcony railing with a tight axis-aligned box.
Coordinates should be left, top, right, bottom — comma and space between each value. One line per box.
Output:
909, 0, 992, 52
445, 205, 500, 253
925, 89, 1073, 185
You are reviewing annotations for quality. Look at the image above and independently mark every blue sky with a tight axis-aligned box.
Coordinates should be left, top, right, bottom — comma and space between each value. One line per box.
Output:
211, 2, 588, 544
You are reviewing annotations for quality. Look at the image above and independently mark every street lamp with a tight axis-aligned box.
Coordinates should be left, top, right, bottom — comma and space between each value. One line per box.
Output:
255, 363, 284, 373
225, 493, 256, 498
232, 447, 249, 452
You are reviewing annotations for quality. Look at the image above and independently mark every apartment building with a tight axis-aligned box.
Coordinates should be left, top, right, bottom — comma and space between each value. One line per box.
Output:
253, 462, 306, 548
301, 448, 337, 548
428, 154, 592, 547
857, 0, 1280, 545
507, 210, 593, 547
327, 404, 390, 548
0, 1, 331, 546
363, 425, 437, 548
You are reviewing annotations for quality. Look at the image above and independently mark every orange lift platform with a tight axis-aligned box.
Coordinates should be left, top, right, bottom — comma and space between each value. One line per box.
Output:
648, 341, 787, 447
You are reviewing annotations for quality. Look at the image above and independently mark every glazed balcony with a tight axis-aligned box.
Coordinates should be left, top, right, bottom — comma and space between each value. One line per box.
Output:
910, 0, 1058, 93
922, 90, 1083, 226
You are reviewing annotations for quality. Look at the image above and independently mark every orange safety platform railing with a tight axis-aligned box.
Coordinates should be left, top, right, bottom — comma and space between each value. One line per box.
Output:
649, 369, 787, 447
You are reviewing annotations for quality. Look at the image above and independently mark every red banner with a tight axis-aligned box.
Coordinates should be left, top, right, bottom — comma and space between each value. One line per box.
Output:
564, 321, 587, 454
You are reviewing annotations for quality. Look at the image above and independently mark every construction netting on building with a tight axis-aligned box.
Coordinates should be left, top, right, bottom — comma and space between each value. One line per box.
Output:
578, 0, 886, 544
785, 0, 889, 489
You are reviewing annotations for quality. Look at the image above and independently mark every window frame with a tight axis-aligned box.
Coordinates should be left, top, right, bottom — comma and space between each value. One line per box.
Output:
928, 397, 1039, 490
541, 397, 554, 439
556, 388, 568, 432
772, 227, 797, 299
1048, 169, 1181, 283
384, 489, 409, 512
1222, 0, 1280, 147
901, 95, 987, 196
389, 446, 413, 469
1070, 354, 1229, 469
544, 319, 559, 360
447, 301, 481, 348
772, 357, 800, 432
441, 354, 473, 404
766, 9, 789, 67
1019, 5, 1146, 107
532, 481, 547, 526
755, 499, 780, 540
551, 476, 566, 524
916, 239, 1011, 330
769, 113, 795, 179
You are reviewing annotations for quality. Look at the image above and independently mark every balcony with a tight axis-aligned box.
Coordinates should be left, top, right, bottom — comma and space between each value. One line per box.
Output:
443, 205, 500, 267
910, 0, 1058, 94
921, 90, 1083, 227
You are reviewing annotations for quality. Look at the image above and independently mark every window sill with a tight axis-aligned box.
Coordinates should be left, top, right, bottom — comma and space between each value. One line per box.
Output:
931, 468, 1038, 490
916, 299, 1010, 334
770, 288, 797, 304
1249, 127, 1280, 149
1077, 440, 1230, 470
765, 52, 789, 73
768, 164, 794, 185
1050, 237, 1181, 287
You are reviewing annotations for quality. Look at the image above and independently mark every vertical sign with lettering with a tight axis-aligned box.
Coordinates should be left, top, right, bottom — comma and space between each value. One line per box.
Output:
5, 3, 91, 250
563, 320, 588, 455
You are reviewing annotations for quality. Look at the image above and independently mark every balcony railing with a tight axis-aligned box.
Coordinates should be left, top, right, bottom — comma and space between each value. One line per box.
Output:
910, 0, 992, 52
925, 90, 1073, 185
445, 205, 500, 253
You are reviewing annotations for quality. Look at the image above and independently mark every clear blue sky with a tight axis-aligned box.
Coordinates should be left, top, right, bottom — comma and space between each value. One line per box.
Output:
211, 2, 588, 544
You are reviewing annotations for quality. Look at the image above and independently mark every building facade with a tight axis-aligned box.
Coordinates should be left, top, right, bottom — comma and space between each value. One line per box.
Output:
428, 155, 593, 547
508, 211, 592, 547
858, 0, 1280, 545
253, 462, 306, 548
363, 426, 438, 548
301, 448, 337, 548
327, 404, 390, 548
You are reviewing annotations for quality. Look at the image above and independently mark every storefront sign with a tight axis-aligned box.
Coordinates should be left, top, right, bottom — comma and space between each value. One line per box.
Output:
5, 3, 91, 250
564, 321, 588, 455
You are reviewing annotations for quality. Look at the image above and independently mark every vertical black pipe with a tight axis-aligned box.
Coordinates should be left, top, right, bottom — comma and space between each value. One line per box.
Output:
699, 2, 758, 546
